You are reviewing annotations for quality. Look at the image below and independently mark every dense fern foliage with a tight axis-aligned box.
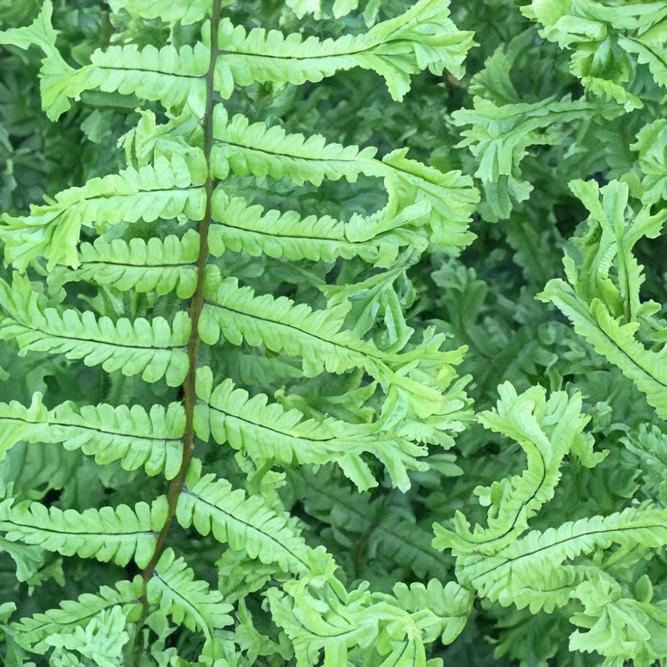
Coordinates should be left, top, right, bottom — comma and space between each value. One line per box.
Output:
3, 0, 667, 665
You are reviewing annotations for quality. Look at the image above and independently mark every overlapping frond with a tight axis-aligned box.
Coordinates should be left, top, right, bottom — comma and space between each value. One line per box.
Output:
434, 384, 601, 556
199, 270, 460, 416
521, 0, 667, 109
209, 189, 428, 267
0, 393, 185, 479
0, 275, 190, 386
10, 578, 143, 654
176, 460, 330, 576
0, 154, 206, 270
540, 282, 667, 421
457, 505, 667, 612
0, 2, 211, 119
569, 576, 667, 667
146, 547, 233, 638
194, 367, 427, 491
211, 108, 478, 252
391, 579, 474, 645
267, 574, 469, 666
631, 119, 667, 205
0, 497, 167, 568
216, 0, 475, 100
429, 385, 666, 616
539, 179, 667, 420
452, 96, 617, 219
2, 0, 474, 125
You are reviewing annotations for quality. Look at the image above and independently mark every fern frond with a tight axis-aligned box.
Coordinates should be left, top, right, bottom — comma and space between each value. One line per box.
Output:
457, 504, 667, 611
194, 367, 427, 491
0, 393, 53, 462
211, 109, 478, 252
176, 460, 330, 576
563, 179, 666, 322
434, 384, 601, 556
83, 43, 210, 113
539, 281, 667, 421
200, 271, 451, 414
268, 576, 437, 666
209, 190, 428, 267
43, 606, 130, 667
211, 108, 378, 186
146, 547, 233, 638
0, 154, 206, 270
381, 149, 479, 251
266, 585, 387, 666
53, 230, 200, 298
0, 497, 167, 568
217, 0, 475, 101
451, 96, 615, 220
109, 0, 218, 25
569, 576, 667, 667
200, 272, 382, 373
0, 393, 185, 479
56, 401, 185, 479
0, 1, 211, 120
0, 275, 190, 386
391, 579, 474, 645
10, 578, 143, 654
0, 1, 77, 120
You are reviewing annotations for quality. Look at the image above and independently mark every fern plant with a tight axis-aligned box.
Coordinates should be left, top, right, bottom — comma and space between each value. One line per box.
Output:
0, 1, 480, 664
7, 1, 667, 666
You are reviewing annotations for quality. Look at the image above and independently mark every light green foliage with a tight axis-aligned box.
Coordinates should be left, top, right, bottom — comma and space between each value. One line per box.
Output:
0, 496, 167, 568
0, 274, 191, 386
3, 0, 667, 665
146, 548, 233, 640
0, 0, 477, 664
540, 179, 667, 420
453, 96, 617, 220
215, 0, 475, 100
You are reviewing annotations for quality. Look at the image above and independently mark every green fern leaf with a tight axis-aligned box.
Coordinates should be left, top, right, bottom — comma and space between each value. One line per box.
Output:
146, 547, 233, 638
569, 576, 667, 667
0, 497, 167, 568
43, 606, 130, 667
216, 0, 475, 101
452, 96, 616, 220
212, 107, 378, 186
194, 367, 427, 491
457, 504, 667, 612
176, 460, 331, 576
539, 280, 667, 421
199, 270, 454, 415
209, 189, 428, 267
0, 394, 184, 479
10, 578, 143, 654
0, 154, 205, 270
212, 108, 478, 252
0, 275, 190, 386
434, 384, 601, 556
0, 393, 185, 479
52, 230, 200, 298
392, 579, 474, 645
381, 149, 479, 251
